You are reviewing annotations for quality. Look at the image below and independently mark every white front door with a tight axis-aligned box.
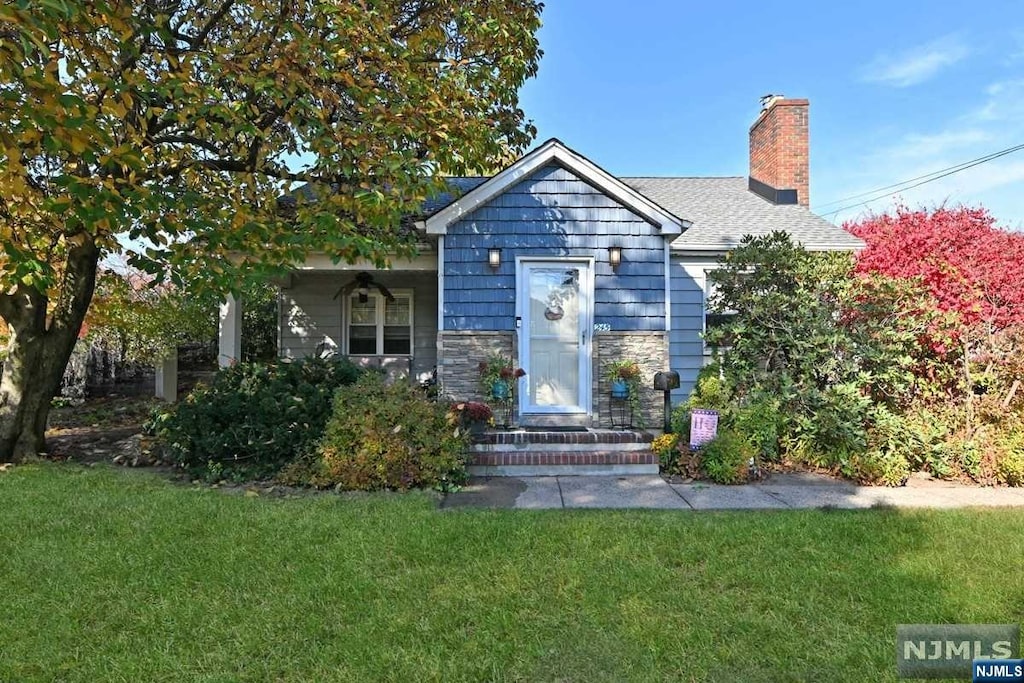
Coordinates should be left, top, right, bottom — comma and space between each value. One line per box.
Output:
517, 259, 592, 416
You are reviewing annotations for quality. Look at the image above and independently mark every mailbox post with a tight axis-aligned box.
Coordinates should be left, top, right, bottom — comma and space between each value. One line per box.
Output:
653, 371, 680, 433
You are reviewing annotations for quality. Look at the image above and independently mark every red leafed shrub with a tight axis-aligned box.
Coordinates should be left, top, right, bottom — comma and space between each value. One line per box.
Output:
845, 206, 1024, 331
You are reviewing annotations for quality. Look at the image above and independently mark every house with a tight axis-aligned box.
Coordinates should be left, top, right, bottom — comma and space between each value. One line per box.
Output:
217, 96, 863, 439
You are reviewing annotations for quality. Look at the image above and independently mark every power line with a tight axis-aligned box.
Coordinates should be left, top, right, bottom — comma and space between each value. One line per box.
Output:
813, 142, 1024, 217
812, 144, 1024, 210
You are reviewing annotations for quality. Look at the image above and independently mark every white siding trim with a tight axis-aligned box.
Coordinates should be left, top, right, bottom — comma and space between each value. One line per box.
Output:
663, 239, 671, 333
437, 235, 445, 332
276, 288, 283, 359
217, 294, 242, 367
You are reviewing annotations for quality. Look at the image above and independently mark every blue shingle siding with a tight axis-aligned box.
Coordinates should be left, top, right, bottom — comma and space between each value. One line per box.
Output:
443, 165, 668, 332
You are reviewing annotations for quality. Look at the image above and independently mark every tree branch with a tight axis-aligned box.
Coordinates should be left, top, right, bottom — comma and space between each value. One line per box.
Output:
191, 0, 237, 49
150, 134, 223, 155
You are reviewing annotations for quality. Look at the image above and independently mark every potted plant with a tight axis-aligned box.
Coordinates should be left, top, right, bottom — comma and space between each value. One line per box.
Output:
605, 359, 645, 428
448, 401, 494, 438
478, 354, 526, 402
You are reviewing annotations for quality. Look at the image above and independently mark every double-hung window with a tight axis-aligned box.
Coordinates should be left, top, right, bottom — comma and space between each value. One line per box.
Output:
346, 292, 413, 356
703, 270, 735, 351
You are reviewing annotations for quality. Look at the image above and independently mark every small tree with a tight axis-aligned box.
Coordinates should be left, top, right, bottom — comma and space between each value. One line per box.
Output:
86, 268, 218, 365
846, 206, 1024, 426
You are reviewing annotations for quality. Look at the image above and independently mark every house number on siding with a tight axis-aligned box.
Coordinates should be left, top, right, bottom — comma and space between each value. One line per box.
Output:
593, 323, 611, 332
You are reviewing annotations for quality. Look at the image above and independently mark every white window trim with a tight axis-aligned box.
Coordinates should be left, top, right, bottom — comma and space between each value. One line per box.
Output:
343, 289, 415, 357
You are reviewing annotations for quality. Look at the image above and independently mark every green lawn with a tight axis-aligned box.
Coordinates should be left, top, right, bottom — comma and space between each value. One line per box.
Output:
1, 465, 1022, 682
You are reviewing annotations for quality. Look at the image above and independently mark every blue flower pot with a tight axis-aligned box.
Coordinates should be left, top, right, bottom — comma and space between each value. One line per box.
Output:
610, 379, 630, 399
491, 380, 511, 400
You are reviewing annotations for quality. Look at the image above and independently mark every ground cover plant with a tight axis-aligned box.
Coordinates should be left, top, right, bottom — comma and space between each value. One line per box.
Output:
1, 463, 1022, 682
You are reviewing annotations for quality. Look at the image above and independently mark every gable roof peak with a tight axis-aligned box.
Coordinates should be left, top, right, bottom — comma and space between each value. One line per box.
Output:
420, 139, 690, 236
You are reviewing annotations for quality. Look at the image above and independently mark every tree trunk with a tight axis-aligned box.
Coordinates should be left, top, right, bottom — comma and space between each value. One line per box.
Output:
0, 241, 99, 463
962, 337, 974, 432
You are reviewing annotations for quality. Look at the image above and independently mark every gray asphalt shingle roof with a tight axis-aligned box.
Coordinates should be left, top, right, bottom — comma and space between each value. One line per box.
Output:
427, 174, 863, 252
623, 176, 864, 251
421, 177, 488, 215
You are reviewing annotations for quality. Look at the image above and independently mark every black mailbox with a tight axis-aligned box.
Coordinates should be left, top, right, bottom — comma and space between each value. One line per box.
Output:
653, 371, 680, 433
653, 371, 680, 391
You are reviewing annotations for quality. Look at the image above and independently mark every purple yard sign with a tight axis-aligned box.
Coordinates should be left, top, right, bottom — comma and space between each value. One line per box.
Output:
689, 409, 719, 449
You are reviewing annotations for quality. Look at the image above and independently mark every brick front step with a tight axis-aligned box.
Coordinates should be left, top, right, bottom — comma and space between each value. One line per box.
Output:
474, 429, 653, 446
469, 451, 657, 467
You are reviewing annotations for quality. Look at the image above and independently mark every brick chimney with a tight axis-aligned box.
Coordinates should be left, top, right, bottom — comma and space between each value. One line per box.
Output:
749, 95, 809, 206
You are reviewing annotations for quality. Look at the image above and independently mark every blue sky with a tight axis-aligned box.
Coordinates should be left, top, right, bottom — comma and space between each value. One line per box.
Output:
517, 1, 1024, 229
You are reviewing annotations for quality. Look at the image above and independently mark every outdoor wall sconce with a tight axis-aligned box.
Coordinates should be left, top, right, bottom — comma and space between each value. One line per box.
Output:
488, 248, 501, 269
608, 246, 622, 269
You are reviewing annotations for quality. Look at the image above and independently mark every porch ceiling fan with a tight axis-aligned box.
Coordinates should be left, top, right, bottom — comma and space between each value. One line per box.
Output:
333, 272, 395, 303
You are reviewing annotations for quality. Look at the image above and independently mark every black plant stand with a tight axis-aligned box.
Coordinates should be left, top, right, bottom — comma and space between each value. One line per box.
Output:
610, 395, 632, 429
496, 397, 515, 430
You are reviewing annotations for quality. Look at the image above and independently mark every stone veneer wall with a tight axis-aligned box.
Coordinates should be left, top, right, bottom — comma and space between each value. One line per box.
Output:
592, 331, 669, 430
439, 330, 668, 430
437, 330, 517, 403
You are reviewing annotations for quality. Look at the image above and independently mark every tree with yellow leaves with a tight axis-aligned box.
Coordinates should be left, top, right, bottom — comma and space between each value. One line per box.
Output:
0, 0, 543, 461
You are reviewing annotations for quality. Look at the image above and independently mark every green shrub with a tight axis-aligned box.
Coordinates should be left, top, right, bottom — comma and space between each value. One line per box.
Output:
670, 405, 690, 444
848, 406, 916, 485
283, 373, 469, 492
901, 407, 958, 478
998, 451, 1024, 487
994, 426, 1024, 486
685, 365, 733, 411
700, 429, 752, 484
734, 393, 782, 463
789, 383, 871, 471
671, 365, 734, 438
847, 448, 911, 487
149, 357, 362, 479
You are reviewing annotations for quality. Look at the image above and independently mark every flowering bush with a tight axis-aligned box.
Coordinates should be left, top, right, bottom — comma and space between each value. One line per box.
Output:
651, 433, 678, 455
448, 401, 493, 423
651, 433, 680, 472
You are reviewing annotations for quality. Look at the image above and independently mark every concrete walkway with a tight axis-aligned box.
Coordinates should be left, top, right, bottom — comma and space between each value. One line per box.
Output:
441, 473, 1024, 510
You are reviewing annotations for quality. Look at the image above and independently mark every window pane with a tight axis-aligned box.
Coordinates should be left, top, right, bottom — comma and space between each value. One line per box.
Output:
383, 326, 410, 355
385, 296, 410, 326
705, 313, 735, 348
350, 297, 377, 325
349, 325, 376, 354
706, 314, 734, 331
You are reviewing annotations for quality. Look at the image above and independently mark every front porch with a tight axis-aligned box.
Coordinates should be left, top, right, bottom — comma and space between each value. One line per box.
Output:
216, 252, 440, 385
